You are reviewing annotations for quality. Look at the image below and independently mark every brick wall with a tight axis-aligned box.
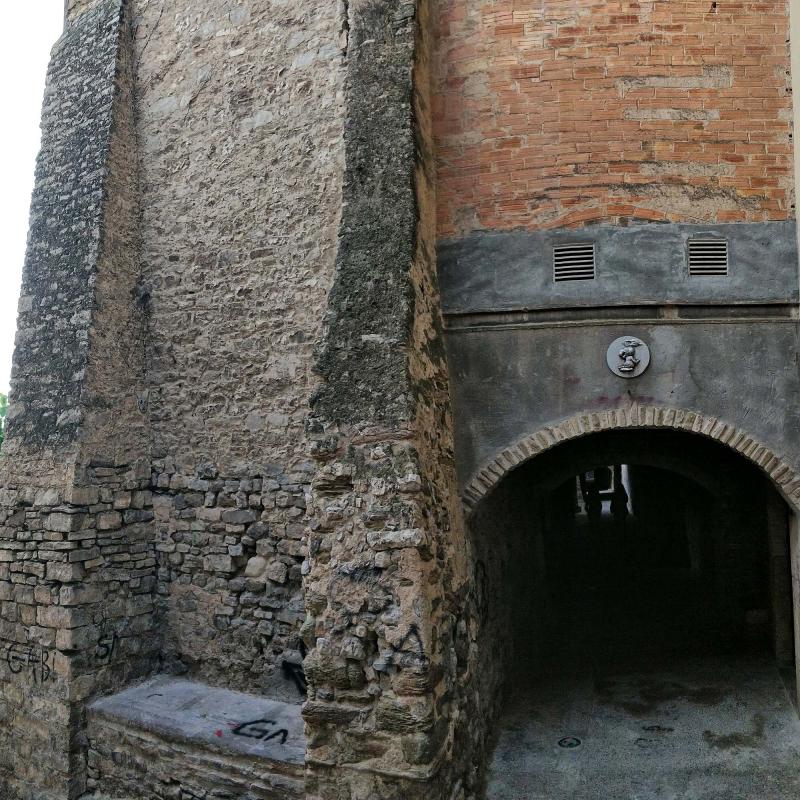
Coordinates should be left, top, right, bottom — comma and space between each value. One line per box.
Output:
433, 0, 794, 236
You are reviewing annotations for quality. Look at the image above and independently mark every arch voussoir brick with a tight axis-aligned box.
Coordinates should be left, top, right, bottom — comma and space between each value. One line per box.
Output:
463, 406, 800, 514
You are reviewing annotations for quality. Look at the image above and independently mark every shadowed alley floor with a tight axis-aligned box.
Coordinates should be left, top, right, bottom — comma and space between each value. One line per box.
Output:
487, 651, 800, 800
488, 518, 800, 799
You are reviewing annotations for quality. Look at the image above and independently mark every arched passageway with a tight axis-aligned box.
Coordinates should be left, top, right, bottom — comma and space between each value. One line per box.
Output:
468, 429, 800, 799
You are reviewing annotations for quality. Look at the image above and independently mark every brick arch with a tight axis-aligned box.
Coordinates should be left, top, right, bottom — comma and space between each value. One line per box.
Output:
544, 206, 671, 229
461, 405, 800, 513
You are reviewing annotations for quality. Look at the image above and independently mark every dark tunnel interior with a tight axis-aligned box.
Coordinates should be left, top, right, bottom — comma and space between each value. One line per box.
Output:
468, 430, 800, 799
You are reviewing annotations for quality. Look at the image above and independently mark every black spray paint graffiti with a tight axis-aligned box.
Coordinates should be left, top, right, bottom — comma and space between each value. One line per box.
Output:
94, 631, 117, 664
397, 625, 426, 657
381, 624, 429, 671
2, 630, 119, 683
232, 718, 289, 745
5, 642, 54, 684
281, 640, 307, 696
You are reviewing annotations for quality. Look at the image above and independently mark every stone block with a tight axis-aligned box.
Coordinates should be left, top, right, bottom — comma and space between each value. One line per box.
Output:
37, 605, 89, 630
45, 512, 85, 533
64, 486, 101, 506
34, 488, 61, 506
69, 547, 101, 563
265, 561, 288, 584
244, 556, 267, 578
46, 562, 86, 583
97, 512, 123, 530
203, 554, 234, 573
366, 528, 426, 551
59, 584, 102, 606
56, 624, 101, 652
375, 696, 435, 734
221, 509, 257, 525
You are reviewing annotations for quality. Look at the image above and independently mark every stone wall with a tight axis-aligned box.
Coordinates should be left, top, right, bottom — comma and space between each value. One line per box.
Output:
0, 469, 156, 800
302, 0, 468, 796
433, 0, 794, 234
85, 709, 305, 799
152, 462, 310, 699
0, 2, 158, 798
456, 468, 545, 797
130, 0, 347, 694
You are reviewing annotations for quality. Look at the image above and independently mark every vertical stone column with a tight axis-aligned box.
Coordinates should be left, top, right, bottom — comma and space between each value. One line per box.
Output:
0, 2, 157, 798
302, 0, 469, 797
766, 491, 794, 666
790, 515, 800, 709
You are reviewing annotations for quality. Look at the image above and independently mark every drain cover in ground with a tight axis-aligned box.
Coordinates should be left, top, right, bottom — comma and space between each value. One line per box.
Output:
558, 736, 582, 749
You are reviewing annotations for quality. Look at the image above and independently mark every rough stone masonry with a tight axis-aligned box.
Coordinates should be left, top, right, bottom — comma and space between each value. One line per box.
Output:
1, 0, 798, 798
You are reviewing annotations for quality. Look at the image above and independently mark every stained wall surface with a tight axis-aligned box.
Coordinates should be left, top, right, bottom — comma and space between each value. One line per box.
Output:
131, 0, 347, 695
4, 0, 800, 798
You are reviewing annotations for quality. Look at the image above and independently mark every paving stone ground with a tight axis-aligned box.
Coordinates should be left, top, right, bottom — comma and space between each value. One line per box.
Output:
488, 519, 800, 800
489, 651, 800, 800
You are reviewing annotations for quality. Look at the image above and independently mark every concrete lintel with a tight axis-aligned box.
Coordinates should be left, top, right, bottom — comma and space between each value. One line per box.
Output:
438, 221, 799, 315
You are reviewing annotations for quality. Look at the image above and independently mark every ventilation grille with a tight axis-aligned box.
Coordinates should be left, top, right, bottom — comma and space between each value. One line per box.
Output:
553, 242, 596, 282
688, 239, 729, 276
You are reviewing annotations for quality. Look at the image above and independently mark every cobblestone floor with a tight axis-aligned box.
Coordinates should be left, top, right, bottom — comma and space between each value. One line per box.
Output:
488, 519, 800, 799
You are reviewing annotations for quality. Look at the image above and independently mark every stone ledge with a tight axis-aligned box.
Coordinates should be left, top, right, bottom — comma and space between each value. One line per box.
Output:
89, 675, 306, 766
85, 727, 306, 799
86, 676, 306, 799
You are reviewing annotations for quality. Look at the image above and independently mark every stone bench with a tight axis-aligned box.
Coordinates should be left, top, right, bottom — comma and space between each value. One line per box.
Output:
85, 676, 306, 799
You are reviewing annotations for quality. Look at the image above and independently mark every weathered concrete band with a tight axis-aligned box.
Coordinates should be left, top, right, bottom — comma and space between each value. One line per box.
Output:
438, 221, 799, 314
445, 320, 800, 491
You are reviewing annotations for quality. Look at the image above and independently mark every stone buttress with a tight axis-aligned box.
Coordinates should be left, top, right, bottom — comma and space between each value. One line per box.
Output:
0, 2, 156, 798
303, 0, 476, 796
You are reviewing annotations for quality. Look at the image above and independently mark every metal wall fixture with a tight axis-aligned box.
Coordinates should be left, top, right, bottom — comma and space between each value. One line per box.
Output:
550, 238, 731, 283
553, 242, 596, 282
687, 238, 729, 276
607, 335, 651, 378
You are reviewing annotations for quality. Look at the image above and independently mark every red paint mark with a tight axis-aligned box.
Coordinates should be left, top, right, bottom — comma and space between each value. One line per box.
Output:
215, 730, 223, 737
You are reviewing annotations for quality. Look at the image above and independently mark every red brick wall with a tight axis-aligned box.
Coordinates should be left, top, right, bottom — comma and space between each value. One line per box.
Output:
433, 0, 794, 237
